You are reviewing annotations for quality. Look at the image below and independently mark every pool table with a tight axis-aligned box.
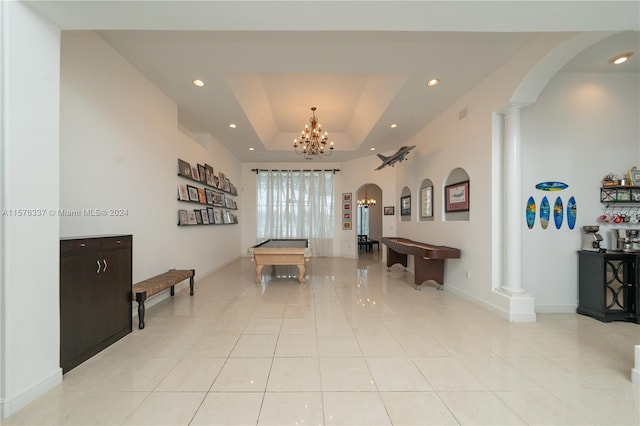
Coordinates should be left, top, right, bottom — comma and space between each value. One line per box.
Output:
248, 239, 311, 283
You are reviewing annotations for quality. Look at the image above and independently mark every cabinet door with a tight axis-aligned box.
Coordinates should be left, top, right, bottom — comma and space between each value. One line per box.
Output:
96, 246, 132, 340
60, 243, 101, 372
604, 257, 634, 313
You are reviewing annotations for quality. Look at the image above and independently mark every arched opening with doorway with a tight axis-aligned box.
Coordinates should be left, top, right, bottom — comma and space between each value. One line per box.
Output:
355, 183, 382, 259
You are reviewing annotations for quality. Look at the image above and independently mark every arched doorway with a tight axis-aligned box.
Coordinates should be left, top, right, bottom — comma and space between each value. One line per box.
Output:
355, 183, 382, 259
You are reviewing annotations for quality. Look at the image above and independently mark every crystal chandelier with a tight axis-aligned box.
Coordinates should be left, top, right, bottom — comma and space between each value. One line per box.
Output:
293, 107, 334, 159
358, 185, 376, 208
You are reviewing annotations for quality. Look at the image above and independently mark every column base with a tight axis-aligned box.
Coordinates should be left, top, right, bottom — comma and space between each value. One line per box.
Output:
496, 288, 536, 322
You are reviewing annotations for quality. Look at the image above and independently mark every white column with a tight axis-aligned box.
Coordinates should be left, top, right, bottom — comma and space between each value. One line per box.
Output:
501, 105, 526, 294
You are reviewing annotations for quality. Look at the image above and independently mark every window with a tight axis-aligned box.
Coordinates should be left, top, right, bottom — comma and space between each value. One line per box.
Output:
256, 170, 335, 256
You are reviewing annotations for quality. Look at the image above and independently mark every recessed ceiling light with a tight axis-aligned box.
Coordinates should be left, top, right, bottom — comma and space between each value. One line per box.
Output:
370, 147, 376, 151
249, 147, 255, 151
609, 52, 634, 65
228, 123, 237, 129
192, 79, 205, 87
426, 78, 440, 87
389, 123, 398, 128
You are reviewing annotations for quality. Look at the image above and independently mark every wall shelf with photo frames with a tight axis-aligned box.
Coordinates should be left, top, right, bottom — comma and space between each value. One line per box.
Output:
176, 158, 239, 226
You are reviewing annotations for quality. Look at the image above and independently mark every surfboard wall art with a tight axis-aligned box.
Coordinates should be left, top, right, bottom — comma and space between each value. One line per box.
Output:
539, 196, 550, 229
535, 181, 568, 191
566, 196, 577, 230
526, 196, 536, 229
553, 196, 564, 229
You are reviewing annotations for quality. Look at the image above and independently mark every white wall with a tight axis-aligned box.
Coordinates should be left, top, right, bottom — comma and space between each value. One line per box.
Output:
522, 72, 640, 311
0, 1, 61, 418
60, 31, 242, 287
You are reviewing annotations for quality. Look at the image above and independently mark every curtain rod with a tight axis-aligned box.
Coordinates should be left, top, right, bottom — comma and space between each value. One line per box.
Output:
252, 169, 340, 174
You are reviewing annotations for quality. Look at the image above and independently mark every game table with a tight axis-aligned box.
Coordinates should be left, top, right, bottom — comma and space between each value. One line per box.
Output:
248, 239, 311, 283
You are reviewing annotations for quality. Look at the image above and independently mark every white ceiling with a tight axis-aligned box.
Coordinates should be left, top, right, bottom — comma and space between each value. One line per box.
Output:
25, 1, 640, 163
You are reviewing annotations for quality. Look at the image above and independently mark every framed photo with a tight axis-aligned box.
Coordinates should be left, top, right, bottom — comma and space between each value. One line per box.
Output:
343, 202, 352, 211
384, 206, 395, 215
197, 188, 207, 204
420, 185, 433, 218
178, 209, 188, 225
342, 221, 352, 230
197, 164, 207, 183
207, 208, 215, 224
187, 185, 199, 202
343, 212, 351, 220
445, 180, 470, 212
200, 209, 209, 224
205, 164, 215, 186
629, 169, 640, 185
400, 195, 411, 216
191, 165, 200, 181
187, 211, 197, 225
214, 209, 224, 224
205, 188, 214, 205
178, 184, 189, 201
342, 193, 352, 202
178, 158, 192, 178
194, 209, 203, 224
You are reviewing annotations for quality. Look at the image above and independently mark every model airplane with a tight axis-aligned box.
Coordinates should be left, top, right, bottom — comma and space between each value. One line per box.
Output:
374, 145, 416, 170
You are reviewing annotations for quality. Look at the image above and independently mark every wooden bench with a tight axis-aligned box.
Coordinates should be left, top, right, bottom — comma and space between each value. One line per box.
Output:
132, 269, 195, 329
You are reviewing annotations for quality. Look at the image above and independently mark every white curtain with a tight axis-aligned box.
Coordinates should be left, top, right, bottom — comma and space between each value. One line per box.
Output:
256, 170, 335, 256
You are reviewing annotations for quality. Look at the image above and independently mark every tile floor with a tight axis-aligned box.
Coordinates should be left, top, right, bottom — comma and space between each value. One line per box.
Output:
5, 254, 640, 425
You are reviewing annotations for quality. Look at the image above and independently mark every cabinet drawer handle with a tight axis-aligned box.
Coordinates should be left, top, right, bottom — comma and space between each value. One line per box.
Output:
116, 240, 121, 244
96, 260, 101, 274
103, 259, 107, 272
80, 243, 86, 247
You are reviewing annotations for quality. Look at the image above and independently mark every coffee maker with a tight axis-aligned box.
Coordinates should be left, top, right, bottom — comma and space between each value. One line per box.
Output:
610, 229, 639, 252
582, 226, 604, 252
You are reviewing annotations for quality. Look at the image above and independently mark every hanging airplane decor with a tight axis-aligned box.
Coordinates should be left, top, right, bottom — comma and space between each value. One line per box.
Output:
374, 146, 416, 170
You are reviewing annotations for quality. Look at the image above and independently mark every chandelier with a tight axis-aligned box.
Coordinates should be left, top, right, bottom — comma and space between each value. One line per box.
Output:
293, 107, 334, 159
358, 185, 376, 208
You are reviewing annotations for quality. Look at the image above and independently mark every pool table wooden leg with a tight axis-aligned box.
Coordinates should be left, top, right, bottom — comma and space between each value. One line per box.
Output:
297, 264, 306, 283
255, 264, 264, 283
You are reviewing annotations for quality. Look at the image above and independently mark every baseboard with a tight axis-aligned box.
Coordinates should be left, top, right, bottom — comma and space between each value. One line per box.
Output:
535, 304, 577, 313
0, 368, 62, 419
444, 285, 511, 321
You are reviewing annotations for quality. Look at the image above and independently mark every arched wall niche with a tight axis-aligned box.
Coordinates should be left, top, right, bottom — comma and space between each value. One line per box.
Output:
444, 168, 470, 222
418, 178, 434, 222
400, 186, 411, 222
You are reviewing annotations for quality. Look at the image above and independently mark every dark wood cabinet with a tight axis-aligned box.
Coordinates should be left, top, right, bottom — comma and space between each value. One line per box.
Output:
577, 250, 639, 323
60, 235, 132, 373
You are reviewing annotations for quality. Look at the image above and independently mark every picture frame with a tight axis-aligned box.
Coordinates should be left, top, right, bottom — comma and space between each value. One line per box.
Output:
342, 221, 352, 230
187, 185, 199, 202
191, 165, 200, 181
629, 169, 640, 186
420, 185, 433, 218
343, 212, 351, 220
178, 209, 188, 225
384, 206, 395, 216
207, 208, 215, 224
205, 164, 215, 186
205, 188, 214, 205
178, 158, 192, 178
343, 202, 352, 211
400, 195, 411, 216
187, 211, 197, 225
200, 209, 209, 224
445, 180, 470, 212
197, 164, 207, 183
342, 193, 352, 202
194, 210, 203, 224
197, 188, 207, 204
178, 184, 189, 201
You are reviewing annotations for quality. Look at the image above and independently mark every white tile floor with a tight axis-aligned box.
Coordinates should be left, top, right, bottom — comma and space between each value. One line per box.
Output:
5, 255, 640, 425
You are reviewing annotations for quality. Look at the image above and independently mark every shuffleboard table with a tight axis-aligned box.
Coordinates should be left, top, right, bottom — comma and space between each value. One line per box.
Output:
248, 239, 311, 283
